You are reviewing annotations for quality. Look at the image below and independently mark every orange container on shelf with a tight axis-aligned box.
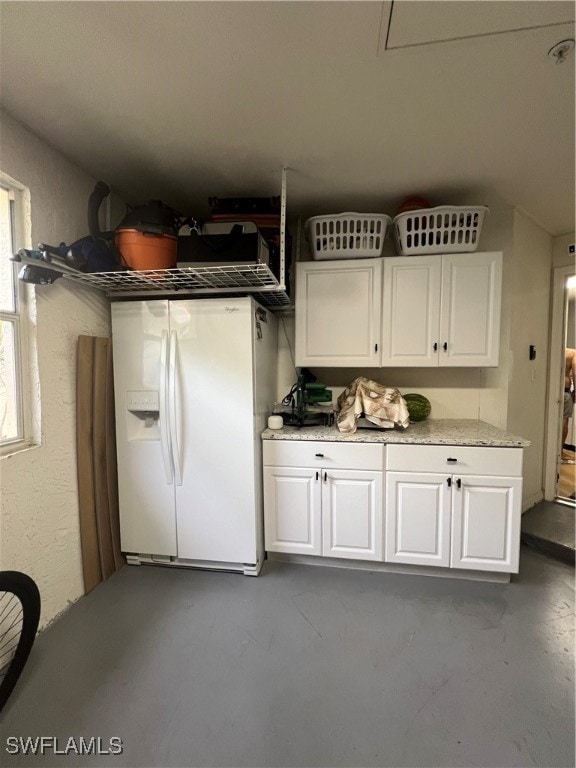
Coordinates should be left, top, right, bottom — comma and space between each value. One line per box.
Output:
396, 196, 432, 215
116, 229, 177, 271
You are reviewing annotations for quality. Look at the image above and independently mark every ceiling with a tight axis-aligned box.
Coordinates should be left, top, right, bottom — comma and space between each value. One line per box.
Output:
0, 1, 574, 235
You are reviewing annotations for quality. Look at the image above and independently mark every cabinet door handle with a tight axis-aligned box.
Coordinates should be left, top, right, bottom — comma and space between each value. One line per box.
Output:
315, 453, 324, 458
375, 343, 378, 352
456, 478, 462, 489
443, 342, 448, 352
447, 457, 457, 463
324, 471, 327, 482
316, 471, 319, 481
433, 342, 438, 351
447, 477, 452, 487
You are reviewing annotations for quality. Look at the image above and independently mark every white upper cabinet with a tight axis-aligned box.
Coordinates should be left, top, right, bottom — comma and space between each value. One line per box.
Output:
381, 256, 442, 366
295, 259, 382, 367
440, 253, 502, 366
381, 252, 502, 367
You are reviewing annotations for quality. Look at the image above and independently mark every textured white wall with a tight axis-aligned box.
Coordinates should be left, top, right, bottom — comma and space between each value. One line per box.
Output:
552, 232, 575, 269
508, 211, 552, 508
475, 202, 515, 431
0, 111, 112, 629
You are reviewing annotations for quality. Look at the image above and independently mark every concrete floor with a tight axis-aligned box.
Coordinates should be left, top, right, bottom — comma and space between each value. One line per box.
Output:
1, 548, 574, 768
522, 500, 575, 565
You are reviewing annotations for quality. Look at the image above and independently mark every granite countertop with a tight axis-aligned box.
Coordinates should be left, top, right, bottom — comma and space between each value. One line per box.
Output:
262, 419, 530, 448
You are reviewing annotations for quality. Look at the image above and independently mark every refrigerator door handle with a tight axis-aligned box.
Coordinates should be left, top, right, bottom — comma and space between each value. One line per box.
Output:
169, 330, 183, 486
159, 330, 174, 485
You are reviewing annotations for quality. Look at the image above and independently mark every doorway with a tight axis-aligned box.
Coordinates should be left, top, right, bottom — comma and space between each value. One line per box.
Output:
544, 267, 576, 504
558, 278, 576, 500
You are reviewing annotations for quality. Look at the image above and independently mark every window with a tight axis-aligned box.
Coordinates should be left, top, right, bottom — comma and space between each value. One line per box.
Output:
0, 177, 34, 452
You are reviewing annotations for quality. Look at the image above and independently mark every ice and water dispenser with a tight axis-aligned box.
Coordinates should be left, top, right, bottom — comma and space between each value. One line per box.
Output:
126, 390, 160, 440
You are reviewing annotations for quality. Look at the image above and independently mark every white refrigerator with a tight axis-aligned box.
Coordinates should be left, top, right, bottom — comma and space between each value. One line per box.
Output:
111, 297, 277, 575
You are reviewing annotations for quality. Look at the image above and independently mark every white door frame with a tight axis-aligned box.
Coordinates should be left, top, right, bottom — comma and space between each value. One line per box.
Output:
543, 265, 575, 500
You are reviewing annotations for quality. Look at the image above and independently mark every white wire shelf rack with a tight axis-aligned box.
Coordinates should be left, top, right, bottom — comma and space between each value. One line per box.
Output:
59, 167, 292, 310
62, 263, 292, 309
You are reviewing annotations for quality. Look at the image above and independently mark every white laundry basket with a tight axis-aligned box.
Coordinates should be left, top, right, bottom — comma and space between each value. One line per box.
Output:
306, 213, 391, 260
393, 206, 489, 255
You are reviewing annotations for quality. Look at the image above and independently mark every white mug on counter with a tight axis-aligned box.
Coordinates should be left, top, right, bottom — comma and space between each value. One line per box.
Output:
268, 415, 283, 429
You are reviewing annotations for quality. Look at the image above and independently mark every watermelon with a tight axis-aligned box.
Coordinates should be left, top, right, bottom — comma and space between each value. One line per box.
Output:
403, 393, 431, 422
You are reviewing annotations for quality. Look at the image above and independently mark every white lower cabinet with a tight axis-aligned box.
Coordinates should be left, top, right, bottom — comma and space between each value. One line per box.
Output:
263, 440, 524, 576
386, 445, 523, 574
263, 466, 322, 555
385, 472, 452, 567
450, 475, 522, 572
322, 469, 382, 560
263, 441, 384, 561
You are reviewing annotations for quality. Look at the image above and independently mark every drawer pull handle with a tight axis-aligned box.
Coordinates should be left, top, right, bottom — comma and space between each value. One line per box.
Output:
315, 453, 324, 458
447, 457, 457, 463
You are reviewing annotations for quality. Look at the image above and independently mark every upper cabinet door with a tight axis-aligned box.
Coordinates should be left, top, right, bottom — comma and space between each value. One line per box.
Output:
439, 252, 502, 367
381, 251, 502, 368
381, 256, 442, 367
295, 259, 382, 367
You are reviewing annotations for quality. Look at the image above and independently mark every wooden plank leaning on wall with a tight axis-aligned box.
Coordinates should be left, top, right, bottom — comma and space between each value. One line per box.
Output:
77, 336, 123, 593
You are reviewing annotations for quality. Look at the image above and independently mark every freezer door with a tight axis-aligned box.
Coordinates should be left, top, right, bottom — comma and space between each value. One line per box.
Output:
111, 301, 177, 556
170, 299, 258, 564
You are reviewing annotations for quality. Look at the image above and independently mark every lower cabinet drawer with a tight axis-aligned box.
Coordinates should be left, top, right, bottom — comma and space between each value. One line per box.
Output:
263, 440, 384, 471
386, 444, 523, 477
